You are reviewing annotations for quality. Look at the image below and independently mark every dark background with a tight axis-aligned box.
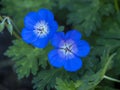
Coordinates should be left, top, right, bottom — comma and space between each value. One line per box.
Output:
0, 0, 33, 89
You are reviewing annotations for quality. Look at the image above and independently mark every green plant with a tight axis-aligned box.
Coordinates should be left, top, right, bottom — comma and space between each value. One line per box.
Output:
0, 0, 120, 90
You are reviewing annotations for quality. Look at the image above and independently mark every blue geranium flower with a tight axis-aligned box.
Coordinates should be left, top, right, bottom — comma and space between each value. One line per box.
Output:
48, 30, 90, 72
21, 8, 58, 48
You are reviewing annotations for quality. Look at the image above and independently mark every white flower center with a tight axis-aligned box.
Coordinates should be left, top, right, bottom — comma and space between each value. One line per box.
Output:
58, 40, 78, 59
33, 21, 49, 38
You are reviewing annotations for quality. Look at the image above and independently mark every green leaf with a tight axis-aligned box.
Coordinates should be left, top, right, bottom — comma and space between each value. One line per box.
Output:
5, 39, 48, 79
55, 78, 77, 90
33, 69, 61, 90
76, 50, 116, 90
96, 13, 120, 76
57, 0, 114, 36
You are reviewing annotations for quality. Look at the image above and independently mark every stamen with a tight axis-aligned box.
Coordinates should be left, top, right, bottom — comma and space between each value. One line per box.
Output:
58, 40, 78, 59
33, 21, 49, 38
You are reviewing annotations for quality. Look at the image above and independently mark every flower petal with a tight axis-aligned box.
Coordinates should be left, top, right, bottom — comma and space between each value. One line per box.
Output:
76, 40, 90, 57
21, 28, 37, 43
32, 37, 49, 48
47, 21, 58, 38
24, 12, 39, 29
64, 57, 82, 72
48, 49, 65, 68
65, 30, 82, 40
38, 8, 54, 21
51, 32, 65, 48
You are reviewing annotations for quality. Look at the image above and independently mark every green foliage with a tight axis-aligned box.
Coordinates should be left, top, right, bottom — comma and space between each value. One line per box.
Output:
31, 48, 116, 90
56, 78, 83, 90
78, 52, 116, 90
56, 78, 77, 90
58, 0, 114, 36
55, 51, 116, 90
96, 12, 120, 82
1, 0, 55, 28
1, 0, 120, 90
5, 40, 48, 79
33, 69, 59, 90
0, 0, 115, 36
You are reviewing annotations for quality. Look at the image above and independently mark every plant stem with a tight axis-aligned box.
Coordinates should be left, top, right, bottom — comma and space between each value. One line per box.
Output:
13, 31, 21, 39
102, 53, 116, 76
104, 75, 120, 83
114, 0, 119, 13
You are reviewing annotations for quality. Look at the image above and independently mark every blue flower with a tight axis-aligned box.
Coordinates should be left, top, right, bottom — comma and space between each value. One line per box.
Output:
21, 8, 58, 48
48, 30, 90, 72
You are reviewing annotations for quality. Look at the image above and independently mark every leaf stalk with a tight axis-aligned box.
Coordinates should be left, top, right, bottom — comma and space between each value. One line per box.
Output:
104, 75, 120, 83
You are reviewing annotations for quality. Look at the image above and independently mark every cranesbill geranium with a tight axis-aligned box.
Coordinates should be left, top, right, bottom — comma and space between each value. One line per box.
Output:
48, 30, 90, 72
21, 9, 58, 48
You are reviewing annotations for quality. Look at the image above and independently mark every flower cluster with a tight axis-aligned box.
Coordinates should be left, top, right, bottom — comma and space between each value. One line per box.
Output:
21, 9, 90, 72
